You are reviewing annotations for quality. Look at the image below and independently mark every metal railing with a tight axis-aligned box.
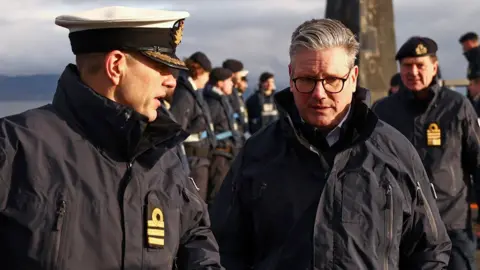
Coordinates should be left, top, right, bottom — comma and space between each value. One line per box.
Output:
441, 78, 469, 88
440, 79, 469, 96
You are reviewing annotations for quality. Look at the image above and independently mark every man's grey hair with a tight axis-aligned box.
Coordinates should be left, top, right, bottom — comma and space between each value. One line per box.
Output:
289, 18, 360, 67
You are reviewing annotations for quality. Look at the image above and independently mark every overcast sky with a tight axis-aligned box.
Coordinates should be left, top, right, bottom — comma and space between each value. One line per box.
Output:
0, 0, 478, 86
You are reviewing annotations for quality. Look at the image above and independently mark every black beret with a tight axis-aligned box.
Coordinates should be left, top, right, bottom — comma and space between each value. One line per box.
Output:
189, 51, 212, 72
459, 32, 478, 43
395, 36, 438, 61
390, 73, 401, 86
259, 72, 274, 83
209, 67, 233, 84
222, 59, 244, 73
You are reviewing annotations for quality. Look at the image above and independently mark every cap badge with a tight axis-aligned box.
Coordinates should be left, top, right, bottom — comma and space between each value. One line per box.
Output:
415, 43, 427, 55
171, 19, 185, 47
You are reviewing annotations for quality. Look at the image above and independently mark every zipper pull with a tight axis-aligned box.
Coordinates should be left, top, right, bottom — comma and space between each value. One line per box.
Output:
173, 257, 178, 270
189, 177, 200, 191
416, 181, 424, 205
54, 200, 67, 231
385, 184, 392, 209
430, 183, 438, 200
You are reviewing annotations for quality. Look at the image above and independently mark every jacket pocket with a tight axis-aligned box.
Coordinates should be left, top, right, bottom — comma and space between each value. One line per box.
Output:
383, 182, 393, 270
340, 170, 367, 224
2, 191, 69, 270
47, 198, 68, 270
415, 181, 439, 242
2, 190, 46, 229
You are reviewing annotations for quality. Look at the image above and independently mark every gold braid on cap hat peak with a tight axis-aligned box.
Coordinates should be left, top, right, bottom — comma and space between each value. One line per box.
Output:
143, 51, 186, 67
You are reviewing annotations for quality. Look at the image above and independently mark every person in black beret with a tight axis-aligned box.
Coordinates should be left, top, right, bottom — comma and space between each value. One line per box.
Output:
246, 71, 279, 134
222, 59, 244, 74
169, 51, 219, 202
222, 59, 250, 140
460, 32, 479, 52
375, 35, 480, 270
202, 67, 240, 205
208, 68, 234, 85
459, 32, 480, 82
390, 36, 439, 98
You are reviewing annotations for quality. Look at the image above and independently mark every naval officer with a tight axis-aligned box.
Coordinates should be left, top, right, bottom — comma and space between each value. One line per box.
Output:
0, 6, 223, 270
374, 36, 480, 270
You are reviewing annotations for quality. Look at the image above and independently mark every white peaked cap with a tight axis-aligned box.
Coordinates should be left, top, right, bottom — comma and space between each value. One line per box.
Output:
55, 6, 191, 70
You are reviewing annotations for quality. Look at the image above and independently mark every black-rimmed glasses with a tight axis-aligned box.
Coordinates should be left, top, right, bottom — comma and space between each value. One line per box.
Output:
292, 69, 352, 94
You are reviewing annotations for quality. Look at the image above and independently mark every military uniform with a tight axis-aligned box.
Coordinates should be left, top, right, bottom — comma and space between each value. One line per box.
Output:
223, 59, 249, 141
230, 88, 249, 138
0, 7, 222, 269
170, 52, 217, 202
467, 64, 480, 122
465, 47, 480, 81
203, 68, 240, 205
465, 45, 480, 116
162, 100, 191, 175
373, 36, 480, 270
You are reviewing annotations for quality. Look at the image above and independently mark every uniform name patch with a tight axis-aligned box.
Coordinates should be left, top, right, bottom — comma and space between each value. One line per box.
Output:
263, 103, 274, 112
426, 123, 441, 146
147, 207, 165, 248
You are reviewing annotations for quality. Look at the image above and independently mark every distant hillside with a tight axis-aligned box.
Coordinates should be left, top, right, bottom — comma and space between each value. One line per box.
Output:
0, 73, 290, 101
0, 74, 59, 101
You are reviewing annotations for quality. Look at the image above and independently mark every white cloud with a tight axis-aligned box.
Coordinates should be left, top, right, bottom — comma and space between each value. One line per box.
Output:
0, 0, 479, 88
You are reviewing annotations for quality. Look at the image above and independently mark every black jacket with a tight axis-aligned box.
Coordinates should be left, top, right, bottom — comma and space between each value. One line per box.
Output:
211, 88, 450, 270
0, 65, 223, 270
229, 88, 248, 138
467, 92, 480, 117
203, 85, 241, 153
373, 83, 480, 230
170, 74, 216, 162
464, 46, 480, 79
246, 90, 278, 134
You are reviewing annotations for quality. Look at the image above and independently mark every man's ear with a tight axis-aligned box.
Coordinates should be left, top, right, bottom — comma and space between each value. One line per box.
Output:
105, 50, 128, 86
288, 63, 294, 92
351, 65, 359, 89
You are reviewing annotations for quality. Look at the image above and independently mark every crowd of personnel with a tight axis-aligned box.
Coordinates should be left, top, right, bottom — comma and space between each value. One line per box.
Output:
167, 53, 279, 206
1, 5, 480, 270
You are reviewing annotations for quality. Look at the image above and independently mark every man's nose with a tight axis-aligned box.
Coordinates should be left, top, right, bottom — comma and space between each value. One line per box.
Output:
410, 65, 419, 75
163, 73, 177, 88
311, 81, 328, 99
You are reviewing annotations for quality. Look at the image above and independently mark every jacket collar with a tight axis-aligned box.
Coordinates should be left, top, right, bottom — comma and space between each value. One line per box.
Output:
176, 73, 196, 93
400, 78, 442, 103
274, 87, 377, 155
203, 84, 224, 99
52, 64, 187, 161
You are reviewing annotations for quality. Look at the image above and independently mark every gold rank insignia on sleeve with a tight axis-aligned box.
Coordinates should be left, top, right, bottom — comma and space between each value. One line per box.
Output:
146, 207, 165, 248
415, 43, 427, 55
426, 123, 441, 146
